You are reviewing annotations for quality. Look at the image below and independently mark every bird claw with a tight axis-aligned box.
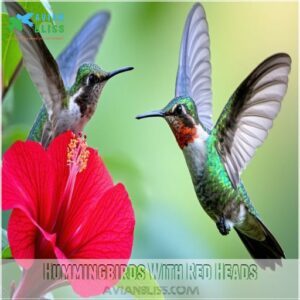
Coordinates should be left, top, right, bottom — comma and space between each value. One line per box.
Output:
216, 216, 230, 235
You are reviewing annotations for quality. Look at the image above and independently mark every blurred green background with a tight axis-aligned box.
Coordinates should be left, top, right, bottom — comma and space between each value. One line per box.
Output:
2, 1, 298, 263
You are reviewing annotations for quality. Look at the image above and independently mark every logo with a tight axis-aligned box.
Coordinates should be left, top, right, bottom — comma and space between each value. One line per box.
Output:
8, 11, 64, 38
9, 13, 34, 31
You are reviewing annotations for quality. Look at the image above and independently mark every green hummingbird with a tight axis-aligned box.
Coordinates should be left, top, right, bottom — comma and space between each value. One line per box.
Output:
137, 3, 291, 267
6, 2, 133, 147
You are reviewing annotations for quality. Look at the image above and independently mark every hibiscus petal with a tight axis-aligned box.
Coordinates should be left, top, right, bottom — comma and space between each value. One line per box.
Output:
57, 147, 114, 246
2, 141, 55, 230
47, 131, 113, 208
46, 131, 72, 207
55, 183, 135, 297
55, 256, 123, 297
66, 183, 135, 259
8, 208, 66, 267
8, 209, 37, 268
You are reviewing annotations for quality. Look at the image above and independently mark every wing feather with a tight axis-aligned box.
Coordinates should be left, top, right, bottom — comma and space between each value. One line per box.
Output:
214, 53, 291, 188
56, 11, 110, 89
5, 2, 66, 122
175, 3, 213, 130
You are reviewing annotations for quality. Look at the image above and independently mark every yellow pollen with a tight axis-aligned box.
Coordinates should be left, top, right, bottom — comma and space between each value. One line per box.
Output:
67, 134, 90, 172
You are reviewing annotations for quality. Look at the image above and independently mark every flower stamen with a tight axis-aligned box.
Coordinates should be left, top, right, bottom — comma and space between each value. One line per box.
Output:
55, 133, 90, 228
67, 133, 90, 172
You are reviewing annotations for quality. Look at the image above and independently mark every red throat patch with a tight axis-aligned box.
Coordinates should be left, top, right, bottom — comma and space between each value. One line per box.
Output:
171, 122, 199, 149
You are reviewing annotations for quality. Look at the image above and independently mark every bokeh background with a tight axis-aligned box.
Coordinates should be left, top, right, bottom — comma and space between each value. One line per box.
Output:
2, 1, 298, 265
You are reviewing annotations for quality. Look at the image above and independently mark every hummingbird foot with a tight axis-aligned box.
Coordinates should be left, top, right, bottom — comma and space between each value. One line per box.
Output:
216, 216, 231, 236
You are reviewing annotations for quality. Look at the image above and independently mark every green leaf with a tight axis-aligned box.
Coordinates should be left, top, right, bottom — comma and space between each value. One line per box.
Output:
116, 265, 164, 299
2, 229, 12, 259
23, 1, 54, 22
2, 13, 22, 97
2, 1, 54, 99
2, 246, 12, 259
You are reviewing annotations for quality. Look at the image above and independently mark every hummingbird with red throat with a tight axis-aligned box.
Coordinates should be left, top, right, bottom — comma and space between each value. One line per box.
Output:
137, 3, 291, 268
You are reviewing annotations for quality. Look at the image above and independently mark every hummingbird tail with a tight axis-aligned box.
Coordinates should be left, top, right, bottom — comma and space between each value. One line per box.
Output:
234, 215, 285, 270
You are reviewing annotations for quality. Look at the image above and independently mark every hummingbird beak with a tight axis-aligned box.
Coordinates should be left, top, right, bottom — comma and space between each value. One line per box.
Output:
106, 66, 134, 79
136, 110, 164, 119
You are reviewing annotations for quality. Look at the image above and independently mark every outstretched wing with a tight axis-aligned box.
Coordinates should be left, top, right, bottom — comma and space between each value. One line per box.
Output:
56, 11, 110, 89
214, 53, 291, 188
175, 3, 213, 130
5, 2, 66, 122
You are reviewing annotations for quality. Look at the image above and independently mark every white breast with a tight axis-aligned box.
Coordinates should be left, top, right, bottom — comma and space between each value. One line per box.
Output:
182, 125, 209, 184
69, 88, 83, 115
55, 89, 83, 135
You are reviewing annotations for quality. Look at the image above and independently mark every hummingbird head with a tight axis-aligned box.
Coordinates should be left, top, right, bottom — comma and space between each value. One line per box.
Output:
136, 96, 202, 149
71, 63, 134, 97
69, 63, 133, 118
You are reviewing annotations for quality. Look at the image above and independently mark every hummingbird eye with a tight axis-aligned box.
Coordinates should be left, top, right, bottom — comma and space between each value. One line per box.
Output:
88, 74, 100, 85
174, 104, 183, 115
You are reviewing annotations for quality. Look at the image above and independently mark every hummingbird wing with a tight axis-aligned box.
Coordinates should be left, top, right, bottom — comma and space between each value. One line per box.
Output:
57, 11, 110, 89
175, 3, 213, 130
5, 2, 67, 125
214, 53, 291, 188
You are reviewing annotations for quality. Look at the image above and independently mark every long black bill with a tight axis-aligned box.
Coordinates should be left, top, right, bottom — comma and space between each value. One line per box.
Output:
107, 66, 134, 79
136, 110, 164, 120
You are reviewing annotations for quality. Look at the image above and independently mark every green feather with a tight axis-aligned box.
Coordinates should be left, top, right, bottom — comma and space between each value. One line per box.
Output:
194, 131, 258, 218
27, 105, 48, 142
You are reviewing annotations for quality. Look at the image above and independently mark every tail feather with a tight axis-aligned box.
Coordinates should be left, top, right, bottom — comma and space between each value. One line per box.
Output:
235, 216, 285, 269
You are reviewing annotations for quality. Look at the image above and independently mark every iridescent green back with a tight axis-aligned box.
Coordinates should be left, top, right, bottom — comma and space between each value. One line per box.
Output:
206, 131, 258, 217
27, 105, 48, 142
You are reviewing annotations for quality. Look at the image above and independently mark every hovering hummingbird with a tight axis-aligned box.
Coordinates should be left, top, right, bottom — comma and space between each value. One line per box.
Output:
6, 2, 133, 147
137, 3, 291, 267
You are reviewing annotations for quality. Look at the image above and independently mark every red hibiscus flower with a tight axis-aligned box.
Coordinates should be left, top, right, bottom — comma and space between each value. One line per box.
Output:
2, 131, 135, 298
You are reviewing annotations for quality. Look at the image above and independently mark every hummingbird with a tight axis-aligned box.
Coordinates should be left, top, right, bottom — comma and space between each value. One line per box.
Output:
5, 2, 133, 147
136, 3, 291, 268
